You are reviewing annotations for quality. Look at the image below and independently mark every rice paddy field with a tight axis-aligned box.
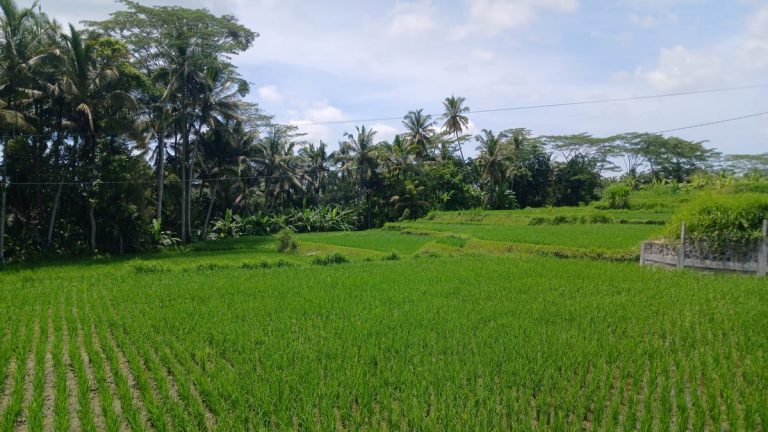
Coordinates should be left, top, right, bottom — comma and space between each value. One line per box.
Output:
1, 201, 767, 430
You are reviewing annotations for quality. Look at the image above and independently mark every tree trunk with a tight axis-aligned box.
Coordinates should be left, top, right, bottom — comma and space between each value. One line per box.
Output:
156, 127, 165, 222
88, 203, 96, 253
46, 178, 64, 248
187, 128, 196, 241
203, 183, 217, 238
181, 157, 187, 244
455, 131, 465, 162
0, 180, 7, 264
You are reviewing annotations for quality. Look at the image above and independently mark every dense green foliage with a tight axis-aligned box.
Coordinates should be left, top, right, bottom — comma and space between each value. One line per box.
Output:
666, 193, 768, 243
1, 0, 761, 264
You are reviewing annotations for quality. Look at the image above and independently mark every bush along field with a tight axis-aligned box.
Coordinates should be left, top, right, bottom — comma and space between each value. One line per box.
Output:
1, 187, 767, 430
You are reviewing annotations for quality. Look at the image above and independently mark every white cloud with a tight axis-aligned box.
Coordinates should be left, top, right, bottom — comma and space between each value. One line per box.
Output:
629, 12, 678, 29
369, 123, 401, 143
638, 45, 724, 91
638, 4, 768, 92
257, 85, 283, 103
737, 5, 768, 72
388, 1, 438, 37
457, 0, 579, 37
289, 102, 346, 144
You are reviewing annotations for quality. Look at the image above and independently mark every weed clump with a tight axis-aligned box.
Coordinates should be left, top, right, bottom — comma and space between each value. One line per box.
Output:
383, 251, 400, 261
240, 259, 295, 270
311, 253, 349, 266
132, 263, 172, 274
276, 229, 298, 254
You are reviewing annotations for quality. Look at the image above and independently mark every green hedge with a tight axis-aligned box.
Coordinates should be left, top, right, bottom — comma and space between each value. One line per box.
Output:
665, 193, 768, 243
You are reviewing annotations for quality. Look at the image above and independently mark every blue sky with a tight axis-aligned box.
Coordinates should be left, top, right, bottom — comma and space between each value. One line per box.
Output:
41, 0, 768, 156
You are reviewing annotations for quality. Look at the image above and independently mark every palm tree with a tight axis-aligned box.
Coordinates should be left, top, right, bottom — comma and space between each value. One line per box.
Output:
0, 0, 51, 252
402, 109, 435, 160
378, 134, 413, 182
441, 95, 470, 162
505, 128, 532, 193
390, 180, 428, 220
475, 129, 510, 209
253, 125, 302, 210
341, 125, 379, 228
299, 141, 330, 202
58, 25, 137, 252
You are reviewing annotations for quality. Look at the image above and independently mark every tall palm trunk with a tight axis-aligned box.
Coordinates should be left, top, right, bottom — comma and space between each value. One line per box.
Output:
87, 133, 98, 253
0, 175, 7, 264
455, 131, 465, 162
88, 202, 96, 252
156, 126, 165, 222
181, 153, 187, 243
47, 121, 68, 248
46, 178, 64, 248
203, 183, 217, 238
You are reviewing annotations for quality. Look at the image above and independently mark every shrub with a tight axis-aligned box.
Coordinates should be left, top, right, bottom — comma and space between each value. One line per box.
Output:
588, 214, 614, 224
311, 253, 349, 266
602, 184, 631, 209
665, 193, 768, 245
211, 209, 243, 239
132, 263, 172, 274
276, 229, 298, 254
383, 251, 400, 261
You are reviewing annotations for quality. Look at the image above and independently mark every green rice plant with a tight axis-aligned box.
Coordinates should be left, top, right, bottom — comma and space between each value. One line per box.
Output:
52, 303, 70, 432
0, 227, 767, 429
78, 310, 121, 432
64, 299, 96, 432
27, 308, 50, 431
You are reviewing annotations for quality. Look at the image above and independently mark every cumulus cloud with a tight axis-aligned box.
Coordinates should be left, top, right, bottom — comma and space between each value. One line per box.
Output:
638, 4, 768, 92
369, 123, 401, 143
388, 1, 438, 37
456, 0, 579, 37
638, 45, 724, 91
289, 102, 347, 144
257, 85, 283, 103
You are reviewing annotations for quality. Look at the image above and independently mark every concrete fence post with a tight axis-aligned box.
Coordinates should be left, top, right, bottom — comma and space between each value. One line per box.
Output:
759, 219, 767, 277
639, 242, 646, 265
677, 222, 686, 270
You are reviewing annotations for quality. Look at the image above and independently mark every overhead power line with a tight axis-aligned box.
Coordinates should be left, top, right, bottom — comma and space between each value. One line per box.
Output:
652, 111, 768, 135
0, 84, 764, 140
5, 109, 768, 188
292, 84, 768, 126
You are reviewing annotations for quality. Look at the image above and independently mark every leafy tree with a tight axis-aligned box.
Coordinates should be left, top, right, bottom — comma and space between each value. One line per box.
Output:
551, 154, 601, 206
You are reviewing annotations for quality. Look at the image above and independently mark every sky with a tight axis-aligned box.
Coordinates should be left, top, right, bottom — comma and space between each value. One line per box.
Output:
34, 0, 768, 157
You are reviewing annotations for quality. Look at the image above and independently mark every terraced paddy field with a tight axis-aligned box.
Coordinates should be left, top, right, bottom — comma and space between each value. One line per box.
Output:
0, 207, 766, 430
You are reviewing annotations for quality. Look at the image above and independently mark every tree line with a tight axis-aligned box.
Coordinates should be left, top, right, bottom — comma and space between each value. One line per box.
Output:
0, 0, 764, 262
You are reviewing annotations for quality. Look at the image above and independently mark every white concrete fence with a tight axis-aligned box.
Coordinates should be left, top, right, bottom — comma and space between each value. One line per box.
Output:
640, 220, 768, 276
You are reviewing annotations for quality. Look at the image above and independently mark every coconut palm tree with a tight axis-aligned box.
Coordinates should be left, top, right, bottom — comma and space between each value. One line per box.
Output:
475, 129, 510, 209
58, 25, 138, 251
340, 125, 380, 228
299, 141, 330, 202
504, 128, 532, 193
253, 125, 302, 210
390, 179, 428, 220
441, 95, 470, 162
402, 109, 435, 160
